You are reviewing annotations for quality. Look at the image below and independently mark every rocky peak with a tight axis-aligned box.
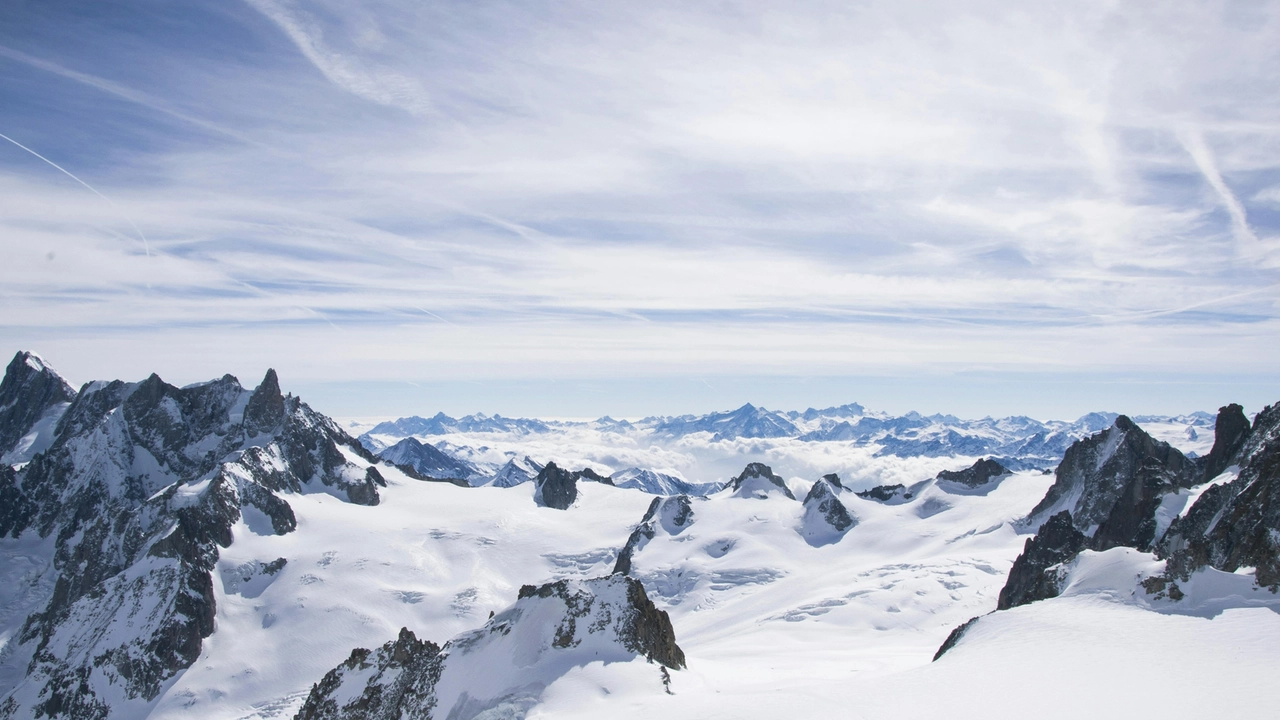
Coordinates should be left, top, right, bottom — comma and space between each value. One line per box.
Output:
799, 477, 856, 546
1200, 403, 1251, 481
243, 368, 286, 436
297, 575, 684, 720
1024, 415, 1194, 548
936, 457, 1008, 488
533, 462, 579, 509
0, 350, 76, 459
730, 462, 796, 500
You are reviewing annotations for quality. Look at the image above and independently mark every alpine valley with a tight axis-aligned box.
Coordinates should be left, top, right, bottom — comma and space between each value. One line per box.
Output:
1, 350, 1278, 720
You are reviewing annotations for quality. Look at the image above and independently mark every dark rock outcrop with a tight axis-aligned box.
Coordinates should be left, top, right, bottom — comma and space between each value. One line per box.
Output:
614, 498, 661, 576
1158, 403, 1280, 590
530, 463, 615, 509
936, 458, 1008, 488
997, 511, 1086, 610
533, 462, 579, 509
855, 484, 912, 503
933, 615, 981, 661
729, 462, 795, 500
0, 351, 75, 456
1199, 403, 1251, 482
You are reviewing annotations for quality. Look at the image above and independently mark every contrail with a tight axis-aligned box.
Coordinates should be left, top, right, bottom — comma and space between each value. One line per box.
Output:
0, 131, 151, 256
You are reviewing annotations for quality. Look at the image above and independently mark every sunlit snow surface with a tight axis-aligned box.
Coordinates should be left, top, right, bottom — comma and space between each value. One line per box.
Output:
107, 441, 1277, 720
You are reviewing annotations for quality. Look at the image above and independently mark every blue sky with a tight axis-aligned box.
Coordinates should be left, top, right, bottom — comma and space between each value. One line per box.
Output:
2, 0, 1279, 420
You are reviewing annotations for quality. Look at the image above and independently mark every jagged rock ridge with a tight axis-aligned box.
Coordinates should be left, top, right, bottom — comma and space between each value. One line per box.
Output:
295, 575, 684, 720
0, 358, 384, 720
936, 458, 1008, 488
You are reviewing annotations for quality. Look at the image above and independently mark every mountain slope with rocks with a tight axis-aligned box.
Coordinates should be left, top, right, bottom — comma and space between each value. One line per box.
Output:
295, 575, 683, 720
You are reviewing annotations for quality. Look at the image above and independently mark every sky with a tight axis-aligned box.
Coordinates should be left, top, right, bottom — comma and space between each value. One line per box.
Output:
1, 0, 1279, 421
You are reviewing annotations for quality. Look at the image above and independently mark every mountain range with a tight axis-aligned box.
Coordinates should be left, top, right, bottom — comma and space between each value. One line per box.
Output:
1, 350, 1278, 719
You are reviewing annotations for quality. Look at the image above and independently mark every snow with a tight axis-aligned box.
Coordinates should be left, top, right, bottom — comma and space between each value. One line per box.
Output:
2, 362, 1270, 720
2, 401, 70, 465
120, 452, 1280, 719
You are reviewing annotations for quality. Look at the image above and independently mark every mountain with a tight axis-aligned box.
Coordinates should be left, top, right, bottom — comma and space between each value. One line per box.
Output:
609, 468, 723, 496
0, 363, 385, 719
378, 437, 481, 482
488, 455, 544, 488
652, 403, 799, 441
934, 402, 1280, 663
0, 351, 76, 465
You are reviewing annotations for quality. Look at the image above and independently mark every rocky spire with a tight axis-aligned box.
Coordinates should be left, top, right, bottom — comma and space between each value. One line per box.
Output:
533, 462, 579, 509
1200, 403, 1251, 482
243, 368, 286, 436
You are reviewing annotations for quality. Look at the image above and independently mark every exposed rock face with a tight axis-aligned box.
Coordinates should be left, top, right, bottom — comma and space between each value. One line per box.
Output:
936, 458, 1008, 488
533, 462, 579, 509
821, 473, 844, 489
295, 628, 443, 720
0, 361, 385, 720
1200, 404, 1251, 482
729, 463, 795, 500
0, 351, 76, 463
932, 615, 981, 661
614, 498, 661, 576
997, 511, 1086, 610
378, 437, 479, 482
855, 484, 913, 503
530, 463, 615, 509
1158, 403, 1280, 590
1024, 416, 1195, 550
799, 478, 856, 546
296, 575, 684, 720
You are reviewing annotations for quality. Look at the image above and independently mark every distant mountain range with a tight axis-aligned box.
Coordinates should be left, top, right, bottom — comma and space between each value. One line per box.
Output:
355, 402, 1215, 491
